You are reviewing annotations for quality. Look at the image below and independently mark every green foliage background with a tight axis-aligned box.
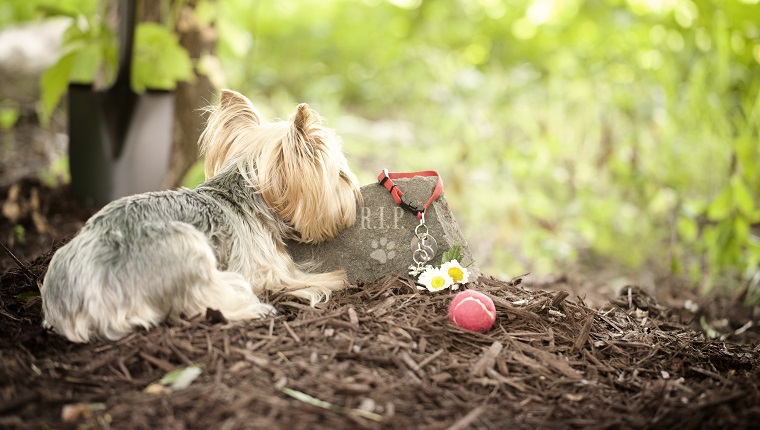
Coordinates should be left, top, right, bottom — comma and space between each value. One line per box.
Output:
3, 0, 760, 296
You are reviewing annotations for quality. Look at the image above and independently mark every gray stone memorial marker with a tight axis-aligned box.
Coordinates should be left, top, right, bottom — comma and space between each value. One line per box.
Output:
287, 176, 479, 284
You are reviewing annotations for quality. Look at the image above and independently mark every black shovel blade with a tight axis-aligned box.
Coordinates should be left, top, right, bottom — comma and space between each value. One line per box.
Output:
68, 83, 115, 205
68, 84, 175, 205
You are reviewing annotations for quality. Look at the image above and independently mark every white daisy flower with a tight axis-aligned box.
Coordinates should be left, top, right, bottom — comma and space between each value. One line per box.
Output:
417, 267, 453, 292
440, 260, 469, 286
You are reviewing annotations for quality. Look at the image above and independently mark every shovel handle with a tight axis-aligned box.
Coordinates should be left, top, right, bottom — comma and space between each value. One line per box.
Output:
114, 0, 136, 87
106, 0, 138, 159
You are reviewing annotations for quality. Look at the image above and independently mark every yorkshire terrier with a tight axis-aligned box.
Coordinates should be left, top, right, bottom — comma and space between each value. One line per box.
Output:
41, 90, 362, 343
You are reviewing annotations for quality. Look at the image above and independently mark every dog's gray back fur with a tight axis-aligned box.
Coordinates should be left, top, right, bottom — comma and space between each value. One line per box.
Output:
90, 167, 290, 267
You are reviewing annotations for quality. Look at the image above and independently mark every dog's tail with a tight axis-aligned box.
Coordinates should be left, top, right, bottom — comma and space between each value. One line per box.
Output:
261, 263, 349, 306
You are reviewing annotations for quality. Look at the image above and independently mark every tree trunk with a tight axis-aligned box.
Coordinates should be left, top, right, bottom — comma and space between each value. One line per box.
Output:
164, 2, 216, 188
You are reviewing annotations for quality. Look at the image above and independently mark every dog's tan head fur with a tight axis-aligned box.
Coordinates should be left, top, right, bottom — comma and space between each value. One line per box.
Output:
200, 89, 361, 243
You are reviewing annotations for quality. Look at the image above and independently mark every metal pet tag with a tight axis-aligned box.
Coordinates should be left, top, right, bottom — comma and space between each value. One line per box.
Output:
411, 234, 438, 258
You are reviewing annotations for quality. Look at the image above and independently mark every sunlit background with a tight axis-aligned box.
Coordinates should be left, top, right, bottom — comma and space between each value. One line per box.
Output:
2, 0, 759, 298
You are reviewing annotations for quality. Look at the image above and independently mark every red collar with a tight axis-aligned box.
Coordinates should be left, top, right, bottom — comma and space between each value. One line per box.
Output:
377, 169, 443, 219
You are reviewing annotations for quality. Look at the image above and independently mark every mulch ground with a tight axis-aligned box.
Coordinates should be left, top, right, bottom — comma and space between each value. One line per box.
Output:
1, 181, 760, 429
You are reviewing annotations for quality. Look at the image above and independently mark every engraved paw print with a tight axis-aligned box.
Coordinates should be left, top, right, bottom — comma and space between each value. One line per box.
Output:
370, 238, 397, 264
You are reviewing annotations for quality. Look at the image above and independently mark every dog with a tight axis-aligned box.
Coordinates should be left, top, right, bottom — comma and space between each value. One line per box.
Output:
41, 89, 362, 343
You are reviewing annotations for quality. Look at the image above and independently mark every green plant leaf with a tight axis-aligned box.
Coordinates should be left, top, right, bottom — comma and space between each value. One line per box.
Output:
158, 365, 202, 390
15, 291, 40, 302
37, 0, 99, 18
279, 387, 382, 422
39, 52, 76, 123
69, 42, 103, 83
12, 225, 25, 244
734, 217, 750, 244
699, 316, 722, 339
132, 23, 194, 92
731, 176, 755, 217
706, 187, 733, 222
195, 0, 217, 26
38, 155, 70, 187
441, 245, 463, 265
0, 102, 20, 131
677, 216, 698, 243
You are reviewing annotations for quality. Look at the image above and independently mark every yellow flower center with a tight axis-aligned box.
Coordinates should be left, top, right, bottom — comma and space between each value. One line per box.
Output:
447, 267, 464, 282
431, 275, 446, 290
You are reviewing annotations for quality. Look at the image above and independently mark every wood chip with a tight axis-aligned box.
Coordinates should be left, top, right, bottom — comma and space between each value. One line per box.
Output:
471, 341, 504, 377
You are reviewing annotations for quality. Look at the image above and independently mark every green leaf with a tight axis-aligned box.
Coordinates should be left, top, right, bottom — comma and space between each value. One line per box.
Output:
132, 23, 194, 92
39, 52, 76, 123
158, 365, 202, 390
699, 316, 722, 339
195, 0, 217, 26
15, 291, 40, 302
279, 387, 383, 422
12, 225, 25, 244
69, 42, 103, 83
38, 155, 70, 188
731, 176, 755, 217
36, 0, 98, 18
706, 187, 733, 221
0, 102, 20, 130
676, 216, 698, 243
734, 217, 750, 245
61, 18, 89, 45
441, 245, 463, 265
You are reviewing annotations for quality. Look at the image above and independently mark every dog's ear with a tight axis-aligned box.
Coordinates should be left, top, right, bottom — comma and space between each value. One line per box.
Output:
200, 89, 263, 178
256, 103, 357, 243
292, 103, 316, 136
219, 89, 261, 126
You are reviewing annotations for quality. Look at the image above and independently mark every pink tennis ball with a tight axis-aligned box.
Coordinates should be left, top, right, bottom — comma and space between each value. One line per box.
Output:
448, 290, 496, 333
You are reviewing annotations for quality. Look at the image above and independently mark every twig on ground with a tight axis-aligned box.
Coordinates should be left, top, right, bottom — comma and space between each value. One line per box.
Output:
0, 241, 37, 282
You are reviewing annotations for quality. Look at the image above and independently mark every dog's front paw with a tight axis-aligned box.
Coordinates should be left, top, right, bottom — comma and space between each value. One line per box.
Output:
206, 302, 276, 322
258, 303, 277, 318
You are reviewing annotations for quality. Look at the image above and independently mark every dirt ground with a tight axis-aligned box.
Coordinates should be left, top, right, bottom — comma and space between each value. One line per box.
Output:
1, 179, 760, 429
